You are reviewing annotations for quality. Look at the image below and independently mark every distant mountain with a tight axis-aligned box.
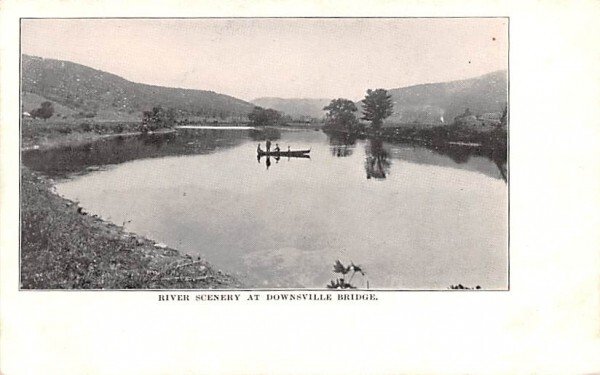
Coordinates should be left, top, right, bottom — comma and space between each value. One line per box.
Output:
253, 71, 506, 126
372, 70, 508, 126
21, 55, 254, 121
22, 55, 506, 126
251, 97, 331, 120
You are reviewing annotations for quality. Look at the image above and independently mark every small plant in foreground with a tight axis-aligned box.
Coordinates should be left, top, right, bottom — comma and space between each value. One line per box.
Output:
449, 284, 481, 290
327, 259, 368, 289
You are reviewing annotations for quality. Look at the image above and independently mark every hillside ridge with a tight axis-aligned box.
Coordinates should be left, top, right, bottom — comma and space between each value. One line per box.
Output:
251, 70, 507, 125
21, 54, 254, 121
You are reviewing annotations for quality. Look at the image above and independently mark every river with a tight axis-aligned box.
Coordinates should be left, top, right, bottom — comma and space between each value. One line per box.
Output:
23, 127, 508, 289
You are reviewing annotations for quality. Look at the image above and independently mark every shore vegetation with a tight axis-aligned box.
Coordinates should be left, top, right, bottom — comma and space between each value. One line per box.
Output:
21, 166, 240, 289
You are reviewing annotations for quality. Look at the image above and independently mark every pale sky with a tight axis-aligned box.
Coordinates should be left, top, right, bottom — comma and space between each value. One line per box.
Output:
21, 18, 507, 101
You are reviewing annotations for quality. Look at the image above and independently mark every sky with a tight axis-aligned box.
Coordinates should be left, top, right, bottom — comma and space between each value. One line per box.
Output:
21, 18, 507, 101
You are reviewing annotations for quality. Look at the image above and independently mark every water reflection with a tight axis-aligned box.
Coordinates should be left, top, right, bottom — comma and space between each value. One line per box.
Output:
322, 127, 507, 182
34, 128, 507, 289
495, 159, 507, 182
328, 132, 357, 157
249, 127, 281, 141
257, 153, 309, 170
428, 143, 507, 182
365, 139, 392, 179
24, 127, 508, 185
22, 130, 247, 179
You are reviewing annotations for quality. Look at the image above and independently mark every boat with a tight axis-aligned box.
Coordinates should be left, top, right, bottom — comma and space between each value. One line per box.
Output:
257, 149, 311, 157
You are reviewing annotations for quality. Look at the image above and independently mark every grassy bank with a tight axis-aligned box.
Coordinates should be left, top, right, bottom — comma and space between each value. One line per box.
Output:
21, 119, 175, 150
324, 124, 507, 151
379, 124, 507, 149
20, 166, 241, 289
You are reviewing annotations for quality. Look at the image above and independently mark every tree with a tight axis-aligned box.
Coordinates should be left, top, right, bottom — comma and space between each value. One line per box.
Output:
453, 108, 474, 126
31, 101, 54, 121
500, 105, 508, 127
142, 106, 176, 131
323, 98, 358, 130
361, 89, 393, 129
248, 106, 283, 127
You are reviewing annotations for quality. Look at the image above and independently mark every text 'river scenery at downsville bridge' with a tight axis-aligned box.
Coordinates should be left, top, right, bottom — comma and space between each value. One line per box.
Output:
20, 18, 508, 290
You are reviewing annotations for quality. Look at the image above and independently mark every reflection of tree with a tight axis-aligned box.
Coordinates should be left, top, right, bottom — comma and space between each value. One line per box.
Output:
489, 148, 507, 182
248, 127, 281, 141
365, 138, 391, 179
22, 130, 244, 179
142, 133, 169, 149
327, 132, 357, 157
494, 159, 507, 182
429, 143, 507, 182
333, 146, 353, 158
431, 144, 471, 164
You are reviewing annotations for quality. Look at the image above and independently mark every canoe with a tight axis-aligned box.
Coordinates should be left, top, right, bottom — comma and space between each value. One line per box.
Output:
257, 149, 311, 157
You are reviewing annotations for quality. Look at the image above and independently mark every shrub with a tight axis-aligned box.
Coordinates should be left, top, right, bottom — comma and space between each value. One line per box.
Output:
31, 101, 54, 121
57, 126, 72, 134
141, 106, 176, 131
113, 124, 125, 134
79, 123, 92, 132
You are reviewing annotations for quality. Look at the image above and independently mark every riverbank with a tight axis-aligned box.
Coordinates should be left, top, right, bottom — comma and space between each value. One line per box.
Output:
21, 119, 176, 151
21, 166, 241, 289
324, 124, 507, 150
381, 124, 507, 150
21, 125, 241, 289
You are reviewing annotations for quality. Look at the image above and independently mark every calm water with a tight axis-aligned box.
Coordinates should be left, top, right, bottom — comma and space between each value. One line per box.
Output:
24, 128, 508, 289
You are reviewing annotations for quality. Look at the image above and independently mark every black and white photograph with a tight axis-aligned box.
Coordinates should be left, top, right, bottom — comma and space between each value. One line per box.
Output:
19, 17, 508, 290
2, 2, 600, 375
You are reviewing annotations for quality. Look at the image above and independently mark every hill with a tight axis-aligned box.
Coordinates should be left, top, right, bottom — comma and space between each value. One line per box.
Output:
21, 55, 254, 121
251, 97, 330, 120
253, 71, 507, 126
370, 70, 508, 126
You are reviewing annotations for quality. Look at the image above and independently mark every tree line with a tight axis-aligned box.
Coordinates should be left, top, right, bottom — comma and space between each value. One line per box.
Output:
247, 106, 299, 127
323, 89, 393, 131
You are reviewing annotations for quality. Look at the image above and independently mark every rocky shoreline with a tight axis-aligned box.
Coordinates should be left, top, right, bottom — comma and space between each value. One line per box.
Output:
20, 139, 241, 289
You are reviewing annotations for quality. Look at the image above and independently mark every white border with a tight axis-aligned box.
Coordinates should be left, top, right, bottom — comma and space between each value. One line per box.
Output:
2, 1, 600, 374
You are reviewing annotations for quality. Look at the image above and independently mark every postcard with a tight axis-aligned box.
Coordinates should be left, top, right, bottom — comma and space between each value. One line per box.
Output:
1, 1, 598, 374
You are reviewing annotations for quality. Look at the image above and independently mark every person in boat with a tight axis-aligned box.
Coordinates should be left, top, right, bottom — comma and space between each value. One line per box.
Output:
287, 145, 291, 153
274, 143, 280, 152
266, 139, 271, 153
